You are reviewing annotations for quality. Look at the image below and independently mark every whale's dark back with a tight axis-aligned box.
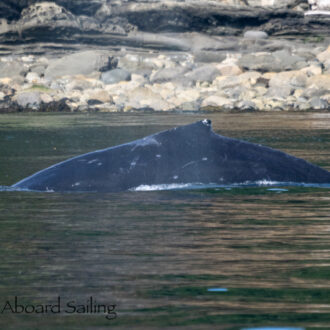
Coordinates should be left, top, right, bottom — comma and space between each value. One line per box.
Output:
12, 120, 330, 192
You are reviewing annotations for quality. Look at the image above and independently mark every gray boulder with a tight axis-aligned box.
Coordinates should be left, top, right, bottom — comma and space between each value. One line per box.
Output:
266, 86, 294, 99
0, 61, 25, 78
30, 64, 47, 76
101, 68, 131, 84
16, 92, 41, 109
150, 67, 188, 83
310, 96, 328, 110
193, 51, 227, 64
45, 50, 113, 79
238, 50, 307, 72
244, 30, 268, 39
275, 50, 307, 69
184, 65, 220, 83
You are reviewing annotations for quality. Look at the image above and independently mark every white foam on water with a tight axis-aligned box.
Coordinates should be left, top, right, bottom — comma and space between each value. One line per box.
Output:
3, 180, 330, 194
131, 181, 330, 192
256, 179, 280, 186
131, 183, 193, 191
0, 186, 38, 192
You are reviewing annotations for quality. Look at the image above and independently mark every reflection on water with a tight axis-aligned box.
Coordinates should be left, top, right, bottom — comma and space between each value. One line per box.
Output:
0, 113, 329, 329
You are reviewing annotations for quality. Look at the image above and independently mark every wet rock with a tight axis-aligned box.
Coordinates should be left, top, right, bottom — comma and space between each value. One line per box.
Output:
45, 51, 113, 79
263, 98, 286, 111
101, 68, 131, 84
39, 98, 71, 112
87, 99, 102, 106
237, 100, 257, 111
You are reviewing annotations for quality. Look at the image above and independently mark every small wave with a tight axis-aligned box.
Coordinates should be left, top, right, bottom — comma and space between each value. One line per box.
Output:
2, 181, 330, 193
131, 181, 330, 192
256, 179, 279, 185
0, 185, 38, 192
0, 185, 21, 192
131, 183, 194, 191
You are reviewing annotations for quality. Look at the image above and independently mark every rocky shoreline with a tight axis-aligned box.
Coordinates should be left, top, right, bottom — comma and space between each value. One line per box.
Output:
0, 0, 330, 112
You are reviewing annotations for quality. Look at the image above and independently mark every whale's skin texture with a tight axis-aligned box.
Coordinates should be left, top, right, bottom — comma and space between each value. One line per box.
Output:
12, 120, 330, 192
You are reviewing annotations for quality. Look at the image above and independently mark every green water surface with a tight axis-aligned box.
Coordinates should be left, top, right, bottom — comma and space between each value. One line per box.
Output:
0, 112, 329, 330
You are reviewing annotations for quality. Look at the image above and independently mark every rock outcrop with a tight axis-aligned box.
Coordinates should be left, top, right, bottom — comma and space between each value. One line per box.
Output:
0, 0, 329, 112
0, 0, 329, 46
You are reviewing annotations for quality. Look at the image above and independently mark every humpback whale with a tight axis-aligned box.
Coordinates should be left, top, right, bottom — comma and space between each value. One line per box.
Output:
12, 120, 330, 192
